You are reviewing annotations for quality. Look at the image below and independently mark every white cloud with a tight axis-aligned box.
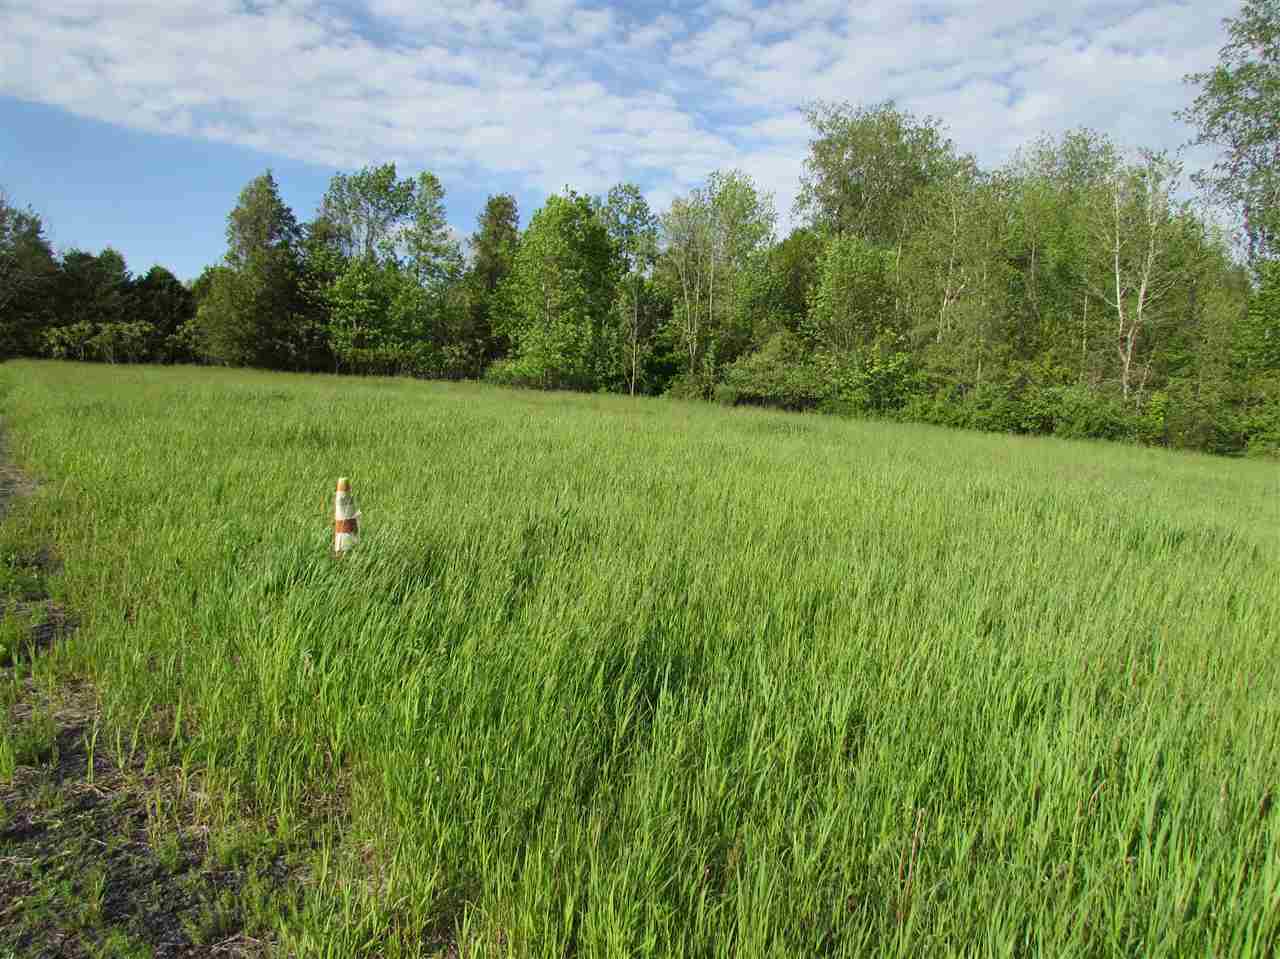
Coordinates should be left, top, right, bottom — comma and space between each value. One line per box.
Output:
0, 0, 1232, 228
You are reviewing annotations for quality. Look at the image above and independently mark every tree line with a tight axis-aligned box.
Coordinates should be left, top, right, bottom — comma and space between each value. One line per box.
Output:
2, 1, 1277, 456
0, 202, 198, 365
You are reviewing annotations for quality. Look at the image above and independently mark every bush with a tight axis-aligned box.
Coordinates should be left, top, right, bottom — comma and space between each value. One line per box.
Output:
720, 332, 830, 410
1238, 373, 1280, 458
956, 384, 1024, 434
899, 383, 1145, 444
712, 383, 739, 407
43, 322, 95, 361
43, 321, 158, 364
896, 388, 965, 429
1039, 386, 1134, 442
483, 357, 544, 389
664, 371, 716, 402
812, 339, 920, 415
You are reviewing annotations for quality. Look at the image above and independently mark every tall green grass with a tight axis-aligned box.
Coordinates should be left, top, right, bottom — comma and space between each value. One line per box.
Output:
2, 359, 1278, 956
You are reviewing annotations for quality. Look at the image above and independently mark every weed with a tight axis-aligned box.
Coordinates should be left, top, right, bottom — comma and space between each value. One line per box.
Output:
182, 887, 241, 945
6, 703, 58, 768
92, 929, 154, 959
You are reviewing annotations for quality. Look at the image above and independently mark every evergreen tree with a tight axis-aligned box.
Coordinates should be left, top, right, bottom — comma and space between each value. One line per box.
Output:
0, 191, 59, 358
197, 171, 308, 368
467, 194, 521, 363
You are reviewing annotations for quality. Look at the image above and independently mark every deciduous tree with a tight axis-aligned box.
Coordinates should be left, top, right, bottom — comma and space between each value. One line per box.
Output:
320, 163, 415, 262
660, 170, 775, 386
497, 190, 618, 389
795, 100, 956, 250
1179, 0, 1280, 261
1082, 151, 1189, 400
602, 183, 658, 395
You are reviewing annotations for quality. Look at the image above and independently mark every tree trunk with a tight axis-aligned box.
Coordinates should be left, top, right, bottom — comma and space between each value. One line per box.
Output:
631, 278, 641, 396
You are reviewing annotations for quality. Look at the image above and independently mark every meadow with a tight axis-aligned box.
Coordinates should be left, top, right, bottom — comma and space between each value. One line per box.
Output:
1, 359, 1278, 957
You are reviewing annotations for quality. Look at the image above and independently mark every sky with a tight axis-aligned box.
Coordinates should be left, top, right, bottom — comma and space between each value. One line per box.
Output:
0, 0, 1238, 282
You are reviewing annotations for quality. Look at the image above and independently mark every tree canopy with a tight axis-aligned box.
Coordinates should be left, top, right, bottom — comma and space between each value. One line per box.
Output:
1180, 0, 1280, 262
7, 47, 1280, 459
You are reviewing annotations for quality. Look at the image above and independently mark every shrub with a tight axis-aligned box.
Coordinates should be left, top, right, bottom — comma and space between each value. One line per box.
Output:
712, 383, 739, 407
1041, 386, 1134, 442
720, 332, 830, 410
812, 338, 920, 415
957, 384, 1024, 434
1239, 373, 1280, 458
664, 371, 716, 402
483, 356, 545, 389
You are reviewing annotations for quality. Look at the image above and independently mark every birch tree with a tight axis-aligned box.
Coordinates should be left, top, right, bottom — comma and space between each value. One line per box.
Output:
795, 100, 954, 249
660, 170, 775, 380
661, 188, 712, 373
1083, 152, 1187, 400
902, 158, 981, 345
603, 183, 659, 395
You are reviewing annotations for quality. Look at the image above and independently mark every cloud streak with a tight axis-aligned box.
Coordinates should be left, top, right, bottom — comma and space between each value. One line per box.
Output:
0, 0, 1231, 224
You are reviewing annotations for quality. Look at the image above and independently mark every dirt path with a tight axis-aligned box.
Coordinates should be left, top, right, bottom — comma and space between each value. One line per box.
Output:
0, 430, 281, 958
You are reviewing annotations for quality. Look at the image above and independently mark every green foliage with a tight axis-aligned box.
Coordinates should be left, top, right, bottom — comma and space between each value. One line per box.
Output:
663, 369, 715, 401
1236, 372, 1280, 457
1243, 260, 1280, 371
469, 194, 520, 297
131, 266, 197, 361
1179, 0, 1280, 260
816, 337, 919, 414
465, 193, 521, 364
482, 354, 556, 389
805, 234, 896, 353
720, 331, 830, 410
194, 258, 309, 370
404, 171, 463, 290
765, 228, 824, 329
313, 166, 463, 375
196, 171, 311, 369
0, 190, 58, 358
602, 184, 658, 273
30, 248, 197, 365
318, 164, 462, 284
54, 248, 130, 329
603, 183, 660, 395
226, 171, 301, 271
895, 381, 1270, 454
660, 170, 777, 377
44, 320, 152, 364
9, 97, 1273, 459
324, 257, 402, 369
298, 215, 347, 293
318, 163, 414, 262
42, 321, 94, 361
192, 266, 254, 366
795, 100, 958, 245
497, 190, 620, 390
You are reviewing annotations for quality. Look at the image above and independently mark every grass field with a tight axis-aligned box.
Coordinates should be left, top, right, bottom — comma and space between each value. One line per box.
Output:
2, 359, 1279, 957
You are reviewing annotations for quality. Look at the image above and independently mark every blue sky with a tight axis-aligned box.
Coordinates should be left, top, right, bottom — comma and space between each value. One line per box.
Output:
1, 0, 1235, 281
